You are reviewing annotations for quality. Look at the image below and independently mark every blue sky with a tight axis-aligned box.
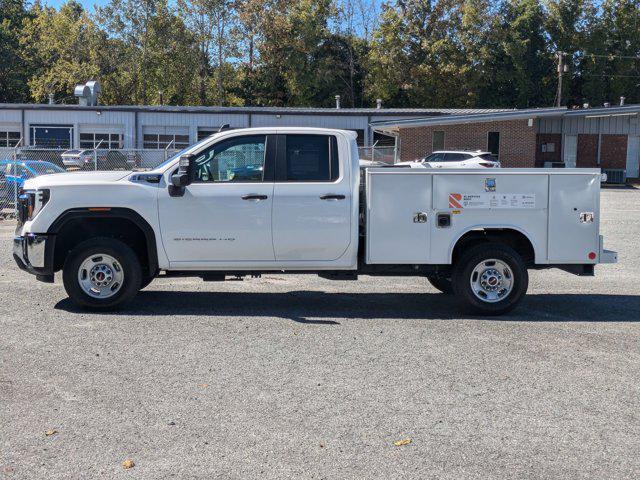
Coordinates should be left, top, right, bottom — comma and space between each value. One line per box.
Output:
43, 0, 385, 13
44, 0, 111, 9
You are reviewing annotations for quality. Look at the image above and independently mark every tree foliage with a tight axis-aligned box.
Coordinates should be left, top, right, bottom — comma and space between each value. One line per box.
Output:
0, 0, 31, 102
1, 0, 639, 108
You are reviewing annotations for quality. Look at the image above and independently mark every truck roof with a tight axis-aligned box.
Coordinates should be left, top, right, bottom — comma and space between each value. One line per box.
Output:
219, 126, 358, 138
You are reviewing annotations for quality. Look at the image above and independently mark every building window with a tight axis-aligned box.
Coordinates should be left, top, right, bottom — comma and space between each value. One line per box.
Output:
433, 131, 445, 151
143, 133, 190, 150
197, 128, 217, 141
30, 125, 73, 148
80, 132, 123, 149
197, 126, 236, 141
0, 131, 20, 147
488, 132, 500, 158
541, 142, 555, 153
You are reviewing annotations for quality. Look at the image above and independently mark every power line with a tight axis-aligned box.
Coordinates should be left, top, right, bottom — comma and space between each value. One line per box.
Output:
583, 53, 640, 60
581, 73, 640, 78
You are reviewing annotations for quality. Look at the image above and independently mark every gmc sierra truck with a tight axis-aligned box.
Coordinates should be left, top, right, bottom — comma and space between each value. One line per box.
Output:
13, 127, 617, 315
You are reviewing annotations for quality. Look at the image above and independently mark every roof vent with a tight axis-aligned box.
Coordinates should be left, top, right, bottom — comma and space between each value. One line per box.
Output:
620, 96, 626, 106
604, 102, 611, 108
74, 80, 101, 106
335, 95, 341, 109
583, 103, 589, 109
376, 98, 382, 109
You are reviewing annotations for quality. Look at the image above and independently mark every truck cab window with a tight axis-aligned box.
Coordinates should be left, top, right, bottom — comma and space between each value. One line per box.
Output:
193, 135, 267, 183
284, 135, 338, 182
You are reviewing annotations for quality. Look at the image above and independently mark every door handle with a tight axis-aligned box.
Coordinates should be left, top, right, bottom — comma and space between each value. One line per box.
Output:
242, 194, 268, 200
320, 194, 346, 200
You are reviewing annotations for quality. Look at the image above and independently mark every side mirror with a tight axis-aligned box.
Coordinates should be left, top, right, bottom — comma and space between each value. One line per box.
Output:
169, 154, 195, 197
171, 154, 195, 187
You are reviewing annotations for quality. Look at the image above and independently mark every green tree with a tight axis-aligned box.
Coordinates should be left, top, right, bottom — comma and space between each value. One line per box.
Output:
367, 0, 470, 107
20, 1, 103, 103
237, 0, 347, 107
177, 0, 239, 106
0, 0, 30, 102
545, 0, 596, 106
97, 0, 199, 105
581, 0, 640, 105
487, 0, 554, 107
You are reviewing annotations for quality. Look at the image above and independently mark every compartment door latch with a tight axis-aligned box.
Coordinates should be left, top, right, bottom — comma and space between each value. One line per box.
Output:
413, 212, 428, 223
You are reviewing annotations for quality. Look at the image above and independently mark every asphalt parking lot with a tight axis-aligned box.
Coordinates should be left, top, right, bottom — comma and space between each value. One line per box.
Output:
1, 187, 639, 479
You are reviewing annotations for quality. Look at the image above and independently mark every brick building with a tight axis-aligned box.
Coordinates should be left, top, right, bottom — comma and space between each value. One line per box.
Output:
371, 105, 640, 180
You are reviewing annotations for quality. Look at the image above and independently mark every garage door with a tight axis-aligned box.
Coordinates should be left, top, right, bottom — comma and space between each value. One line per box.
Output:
563, 135, 577, 168
627, 136, 639, 178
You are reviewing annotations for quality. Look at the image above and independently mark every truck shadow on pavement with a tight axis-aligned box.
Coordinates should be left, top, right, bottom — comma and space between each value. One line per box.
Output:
55, 290, 640, 324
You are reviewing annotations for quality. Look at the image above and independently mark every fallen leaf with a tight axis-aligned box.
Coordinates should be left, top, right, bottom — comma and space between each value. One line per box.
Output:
393, 438, 412, 447
122, 459, 135, 469
44, 429, 57, 436
198, 383, 209, 388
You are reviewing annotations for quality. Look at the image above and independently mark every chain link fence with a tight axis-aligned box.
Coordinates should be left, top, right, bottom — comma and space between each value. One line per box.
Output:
1, 144, 396, 218
0, 146, 179, 218
357, 146, 397, 165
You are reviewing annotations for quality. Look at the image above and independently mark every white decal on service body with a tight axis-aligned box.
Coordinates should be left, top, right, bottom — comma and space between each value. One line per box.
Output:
449, 193, 536, 209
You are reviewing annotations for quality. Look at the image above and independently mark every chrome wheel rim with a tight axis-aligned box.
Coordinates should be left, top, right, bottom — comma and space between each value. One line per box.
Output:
78, 254, 124, 298
470, 259, 513, 303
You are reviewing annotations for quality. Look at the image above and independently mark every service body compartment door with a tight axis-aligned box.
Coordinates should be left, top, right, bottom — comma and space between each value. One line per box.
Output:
547, 173, 600, 263
431, 172, 549, 264
366, 172, 431, 264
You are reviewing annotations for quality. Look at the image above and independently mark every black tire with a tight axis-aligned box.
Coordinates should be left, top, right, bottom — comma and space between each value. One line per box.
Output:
427, 276, 453, 294
62, 237, 142, 310
452, 243, 528, 316
140, 274, 156, 290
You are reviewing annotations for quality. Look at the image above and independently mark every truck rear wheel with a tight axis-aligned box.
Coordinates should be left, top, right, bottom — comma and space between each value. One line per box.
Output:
427, 276, 453, 294
62, 237, 142, 310
452, 243, 528, 316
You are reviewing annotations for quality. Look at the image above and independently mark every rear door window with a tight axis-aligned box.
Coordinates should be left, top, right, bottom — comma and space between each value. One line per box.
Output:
280, 135, 339, 182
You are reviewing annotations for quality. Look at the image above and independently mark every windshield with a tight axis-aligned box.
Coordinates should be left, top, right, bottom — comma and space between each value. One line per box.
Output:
29, 163, 65, 175
153, 136, 216, 170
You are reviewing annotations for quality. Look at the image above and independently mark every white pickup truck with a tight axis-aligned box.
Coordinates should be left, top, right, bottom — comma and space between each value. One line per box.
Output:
13, 127, 617, 315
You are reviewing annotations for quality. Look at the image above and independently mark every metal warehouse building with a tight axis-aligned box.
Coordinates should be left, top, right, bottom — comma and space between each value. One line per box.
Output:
0, 102, 504, 151
1, 99, 639, 181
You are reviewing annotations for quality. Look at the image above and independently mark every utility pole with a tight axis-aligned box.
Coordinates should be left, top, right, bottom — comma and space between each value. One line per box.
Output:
556, 52, 568, 107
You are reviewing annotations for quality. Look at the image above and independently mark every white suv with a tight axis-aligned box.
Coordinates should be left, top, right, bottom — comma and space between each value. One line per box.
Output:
397, 150, 501, 169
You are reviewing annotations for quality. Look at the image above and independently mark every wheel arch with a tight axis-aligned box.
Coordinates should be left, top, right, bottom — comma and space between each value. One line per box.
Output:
449, 225, 538, 266
48, 208, 158, 276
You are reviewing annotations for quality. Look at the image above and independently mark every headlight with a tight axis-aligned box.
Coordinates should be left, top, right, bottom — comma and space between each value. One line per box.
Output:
18, 189, 50, 222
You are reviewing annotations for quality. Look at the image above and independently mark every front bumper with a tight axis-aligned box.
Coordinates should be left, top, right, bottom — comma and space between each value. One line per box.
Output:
13, 234, 54, 282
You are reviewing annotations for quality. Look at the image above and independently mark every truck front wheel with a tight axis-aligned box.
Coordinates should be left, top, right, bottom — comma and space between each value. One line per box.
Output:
452, 243, 528, 316
62, 238, 142, 310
